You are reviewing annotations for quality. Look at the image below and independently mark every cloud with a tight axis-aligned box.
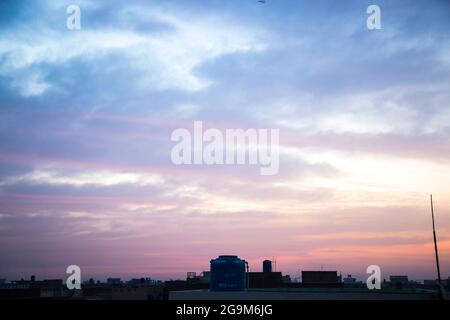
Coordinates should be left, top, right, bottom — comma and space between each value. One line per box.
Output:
0, 2, 269, 96
10, 72, 51, 97
260, 84, 450, 136
0, 168, 164, 187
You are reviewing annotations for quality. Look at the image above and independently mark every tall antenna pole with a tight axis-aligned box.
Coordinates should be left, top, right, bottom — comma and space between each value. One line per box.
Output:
430, 194, 442, 284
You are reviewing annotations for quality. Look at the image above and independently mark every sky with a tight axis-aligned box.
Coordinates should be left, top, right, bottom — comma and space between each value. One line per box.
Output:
0, 0, 450, 282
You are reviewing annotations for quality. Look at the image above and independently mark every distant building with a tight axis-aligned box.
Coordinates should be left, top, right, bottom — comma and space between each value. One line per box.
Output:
163, 280, 187, 299
424, 278, 449, 288
343, 274, 357, 284
106, 278, 122, 285
111, 285, 163, 300
0, 277, 65, 299
185, 271, 210, 289
301, 271, 340, 287
389, 275, 409, 288
82, 283, 113, 300
187, 272, 197, 279
200, 271, 211, 284
249, 272, 283, 288
282, 275, 292, 284
127, 278, 153, 285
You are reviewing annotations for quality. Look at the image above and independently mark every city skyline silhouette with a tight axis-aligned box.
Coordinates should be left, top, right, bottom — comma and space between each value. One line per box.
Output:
0, 0, 449, 286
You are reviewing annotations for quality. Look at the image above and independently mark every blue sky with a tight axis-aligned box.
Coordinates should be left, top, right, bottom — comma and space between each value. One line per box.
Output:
0, 0, 450, 281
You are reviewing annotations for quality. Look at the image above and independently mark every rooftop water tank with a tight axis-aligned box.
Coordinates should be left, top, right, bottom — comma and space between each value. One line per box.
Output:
210, 255, 247, 291
263, 260, 272, 273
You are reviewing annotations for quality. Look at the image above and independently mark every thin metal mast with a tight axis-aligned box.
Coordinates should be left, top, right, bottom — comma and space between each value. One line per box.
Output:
430, 194, 442, 284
